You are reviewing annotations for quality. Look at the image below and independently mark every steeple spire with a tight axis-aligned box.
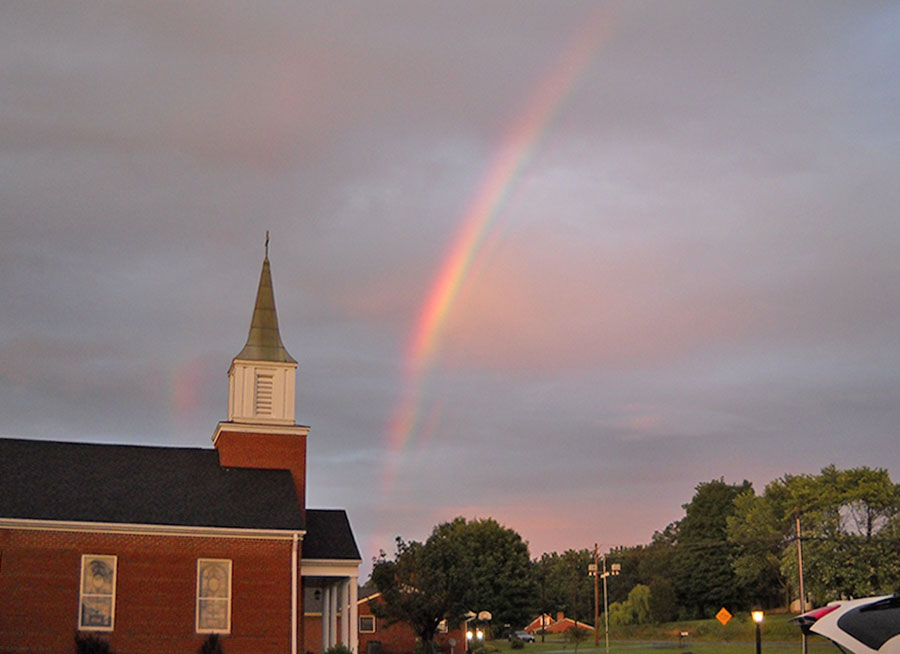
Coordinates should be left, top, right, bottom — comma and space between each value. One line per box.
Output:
214, 232, 308, 515
235, 238, 296, 364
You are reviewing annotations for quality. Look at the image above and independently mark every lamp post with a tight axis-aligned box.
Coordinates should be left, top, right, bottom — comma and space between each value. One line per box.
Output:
752, 611, 764, 654
590, 553, 620, 654
590, 545, 600, 647
603, 560, 620, 654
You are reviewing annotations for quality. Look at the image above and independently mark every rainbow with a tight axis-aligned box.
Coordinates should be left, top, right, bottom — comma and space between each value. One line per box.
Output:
383, 9, 612, 495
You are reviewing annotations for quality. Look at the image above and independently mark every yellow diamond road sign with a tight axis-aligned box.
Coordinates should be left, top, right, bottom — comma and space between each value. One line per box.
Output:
716, 608, 732, 626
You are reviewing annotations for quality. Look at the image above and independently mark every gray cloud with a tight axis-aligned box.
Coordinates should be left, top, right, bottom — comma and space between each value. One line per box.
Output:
1, 1, 898, 577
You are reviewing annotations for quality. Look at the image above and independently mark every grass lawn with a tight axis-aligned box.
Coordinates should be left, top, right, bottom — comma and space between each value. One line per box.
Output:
484, 614, 838, 654
489, 641, 836, 654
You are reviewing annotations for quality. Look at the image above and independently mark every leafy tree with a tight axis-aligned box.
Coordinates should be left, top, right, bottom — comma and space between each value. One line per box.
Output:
604, 546, 639, 604
534, 550, 594, 625
728, 466, 900, 606
648, 578, 677, 623
371, 536, 468, 648
673, 479, 753, 618
783, 466, 900, 602
627, 584, 652, 624
565, 625, 590, 652
370, 517, 534, 648
726, 489, 789, 608
607, 600, 630, 626
638, 524, 678, 584
606, 584, 651, 626
432, 517, 534, 628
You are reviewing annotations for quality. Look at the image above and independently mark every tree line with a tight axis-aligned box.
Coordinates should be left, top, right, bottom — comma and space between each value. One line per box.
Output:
369, 466, 900, 649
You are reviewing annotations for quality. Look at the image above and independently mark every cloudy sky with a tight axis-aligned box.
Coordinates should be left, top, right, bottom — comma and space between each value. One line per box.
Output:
2, 1, 899, 576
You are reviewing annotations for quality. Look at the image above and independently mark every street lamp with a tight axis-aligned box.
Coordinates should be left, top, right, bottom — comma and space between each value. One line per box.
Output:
752, 611, 764, 654
465, 610, 489, 652
589, 549, 619, 654
603, 560, 621, 654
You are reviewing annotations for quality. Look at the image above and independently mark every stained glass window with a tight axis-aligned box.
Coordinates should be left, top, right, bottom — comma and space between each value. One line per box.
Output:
79, 555, 117, 631
197, 559, 232, 633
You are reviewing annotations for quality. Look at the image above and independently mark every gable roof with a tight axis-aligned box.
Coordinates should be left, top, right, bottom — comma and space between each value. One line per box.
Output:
0, 438, 304, 531
303, 509, 361, 560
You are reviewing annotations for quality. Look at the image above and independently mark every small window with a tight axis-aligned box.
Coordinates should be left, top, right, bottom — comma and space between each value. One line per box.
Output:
197, 559, 232, 634
359, 615, 376, 633
438, 619, 448, 633
79, 555, 117, 631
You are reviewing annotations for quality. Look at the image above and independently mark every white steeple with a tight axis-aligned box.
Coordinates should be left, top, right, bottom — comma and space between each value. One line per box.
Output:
227, 241, 297, 425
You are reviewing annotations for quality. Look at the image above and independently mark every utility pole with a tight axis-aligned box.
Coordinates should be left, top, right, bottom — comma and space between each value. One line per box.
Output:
796, 515, 807, 654
603, 556, 611, 654
593, 544, 600, 647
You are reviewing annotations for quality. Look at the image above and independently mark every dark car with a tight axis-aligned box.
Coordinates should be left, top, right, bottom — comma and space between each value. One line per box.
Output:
794, 595, 900, 654
509, 631, 535, 643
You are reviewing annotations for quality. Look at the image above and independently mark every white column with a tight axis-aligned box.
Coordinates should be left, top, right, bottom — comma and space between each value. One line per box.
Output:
329, 581, 339, 649
349, 576, 359, 653
340, 579, 351, 646
322, 586, 332, 650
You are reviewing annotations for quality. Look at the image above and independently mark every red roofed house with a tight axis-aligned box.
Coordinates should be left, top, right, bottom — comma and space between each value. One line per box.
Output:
524, 612, 595, 635
0, 248, 361, 653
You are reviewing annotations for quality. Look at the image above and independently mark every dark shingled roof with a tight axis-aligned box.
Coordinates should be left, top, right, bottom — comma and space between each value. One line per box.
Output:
304, 509, 361, 560
0, 438, 304, 531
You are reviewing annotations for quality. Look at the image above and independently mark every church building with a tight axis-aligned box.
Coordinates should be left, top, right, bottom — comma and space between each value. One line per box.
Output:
0, 249, 361, 653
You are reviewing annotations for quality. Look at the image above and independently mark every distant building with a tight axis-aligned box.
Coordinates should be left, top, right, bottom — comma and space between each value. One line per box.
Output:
355, 590, 467, 654
0, 249, 361, 653
524, 612, 595, 635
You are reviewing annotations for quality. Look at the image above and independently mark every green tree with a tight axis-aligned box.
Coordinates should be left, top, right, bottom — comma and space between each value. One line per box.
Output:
370, 517, 534, 648
728, 466, 900, 606
648, 578, 677, 624
726, 489, 789, 608
673, 478, 753, 618
565, 625, 590, 651
627, 584, 652, 624
370, 536, 468, 648
606, 584, 652, 626
784, 466, 900, 602
604, 546, 639, 604
607, 600, 630, 627
432, 517, 534, 628
534, 550, 594, 625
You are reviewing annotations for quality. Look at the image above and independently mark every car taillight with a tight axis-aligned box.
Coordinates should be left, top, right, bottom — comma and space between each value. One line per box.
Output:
806, 605, 842, 621
794, 604, 841, 631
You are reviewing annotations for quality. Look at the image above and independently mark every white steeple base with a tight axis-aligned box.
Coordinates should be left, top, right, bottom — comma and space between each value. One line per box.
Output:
228, 358, 297, 425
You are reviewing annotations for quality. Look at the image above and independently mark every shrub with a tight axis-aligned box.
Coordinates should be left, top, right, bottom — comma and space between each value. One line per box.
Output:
510, 638, 525, 649
565, 626, 589, 644
199, 634, 224, 654
325, 645, 353, 654
75, 633, 113, 654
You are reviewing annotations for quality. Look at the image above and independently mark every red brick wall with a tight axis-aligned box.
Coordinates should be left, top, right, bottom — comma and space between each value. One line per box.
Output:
214, 430, 307, 514
357, 597, 465, 654
302, 612, 337, 654
0, 528, 303, 654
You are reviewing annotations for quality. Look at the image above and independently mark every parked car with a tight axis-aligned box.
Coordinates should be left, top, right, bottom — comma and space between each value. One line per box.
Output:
794, 595, 900, 654
509, 631, 535, 643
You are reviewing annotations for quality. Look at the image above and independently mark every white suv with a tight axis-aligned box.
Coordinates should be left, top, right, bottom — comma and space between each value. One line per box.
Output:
795, 595, 900, 654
